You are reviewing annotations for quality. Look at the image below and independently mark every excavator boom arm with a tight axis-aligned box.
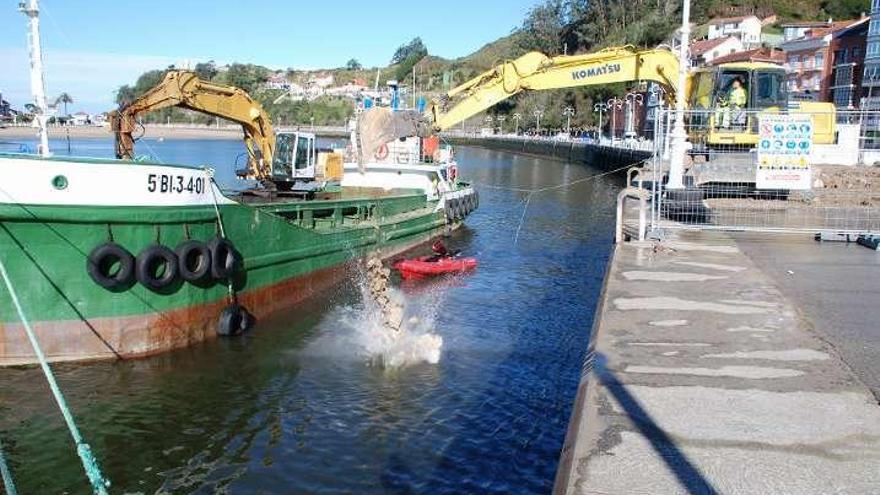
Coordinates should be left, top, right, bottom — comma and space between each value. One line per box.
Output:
431, 47, 680, 131
110, 71, 275, 180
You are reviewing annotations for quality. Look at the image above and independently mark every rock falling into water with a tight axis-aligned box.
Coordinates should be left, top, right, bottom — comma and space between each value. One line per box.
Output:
365, 256, 405, 332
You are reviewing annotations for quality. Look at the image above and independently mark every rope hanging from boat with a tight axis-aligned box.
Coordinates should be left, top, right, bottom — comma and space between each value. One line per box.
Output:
0, 437, 17, 495
205, 168, 235, 299
0, 257, 111, 494
204, 167, 227, 238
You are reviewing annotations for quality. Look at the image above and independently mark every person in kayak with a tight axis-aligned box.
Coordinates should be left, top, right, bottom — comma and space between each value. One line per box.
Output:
427, 240, 459, 262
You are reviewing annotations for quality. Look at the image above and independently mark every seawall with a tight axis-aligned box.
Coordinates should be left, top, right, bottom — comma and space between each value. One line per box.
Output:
444, 136, 651, 169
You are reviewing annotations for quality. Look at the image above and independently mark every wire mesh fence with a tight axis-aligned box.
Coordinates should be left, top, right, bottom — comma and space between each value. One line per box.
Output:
645, 108, 880, 236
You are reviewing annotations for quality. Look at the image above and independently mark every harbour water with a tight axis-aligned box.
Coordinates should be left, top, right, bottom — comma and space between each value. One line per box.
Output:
0, 137, 620, 493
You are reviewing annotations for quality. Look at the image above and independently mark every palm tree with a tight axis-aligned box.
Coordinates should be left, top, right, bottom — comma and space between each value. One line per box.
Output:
55, 93, 73, 116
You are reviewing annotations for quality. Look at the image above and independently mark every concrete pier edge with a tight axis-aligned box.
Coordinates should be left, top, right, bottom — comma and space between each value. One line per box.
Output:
552, 242, 619, 493
553, 230, 880, 495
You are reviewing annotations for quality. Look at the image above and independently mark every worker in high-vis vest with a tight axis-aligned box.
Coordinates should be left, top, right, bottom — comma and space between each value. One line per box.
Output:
716, 78, 748, 129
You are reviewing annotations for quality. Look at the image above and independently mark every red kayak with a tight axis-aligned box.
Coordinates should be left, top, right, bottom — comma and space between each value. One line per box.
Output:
393, 256, 478, 279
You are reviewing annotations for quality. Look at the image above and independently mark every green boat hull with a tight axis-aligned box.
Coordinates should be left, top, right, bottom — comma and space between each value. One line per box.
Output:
0, 155, 475, 365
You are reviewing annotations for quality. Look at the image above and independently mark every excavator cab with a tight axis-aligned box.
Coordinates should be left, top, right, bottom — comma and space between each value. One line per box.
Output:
689, 64, 834, 147
687, 64, 787, 147
271, 132, 316, 189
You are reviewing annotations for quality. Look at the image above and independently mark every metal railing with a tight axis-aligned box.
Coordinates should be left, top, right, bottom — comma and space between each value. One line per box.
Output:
616, 187, 650, 243
637, 107, 880, 237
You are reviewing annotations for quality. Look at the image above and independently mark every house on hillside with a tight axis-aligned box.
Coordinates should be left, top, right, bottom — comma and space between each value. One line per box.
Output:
265, 73, 291, 91
707, 15, 764, 47
782, 20, 832, 42
324, 79, 369, 99
70, 112, 90, 126
710, 47, 785, 66
781, 18, 869, 102
309, 73, 334, 88
691, 36, 744, 66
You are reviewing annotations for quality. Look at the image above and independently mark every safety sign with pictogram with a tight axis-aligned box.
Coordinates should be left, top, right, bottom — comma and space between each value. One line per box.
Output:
756, 114, 813, 190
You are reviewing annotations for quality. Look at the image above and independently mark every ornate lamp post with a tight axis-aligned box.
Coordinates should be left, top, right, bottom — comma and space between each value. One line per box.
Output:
497, 114, 507, 134
607, 97, 624, 140
649, 84, 672, 159
593, 102, 608, 139
533, 109, 545, 133
624, 92, 644, 139
563, 106, 575, 136
484, 114, 494, 134
512, 112, 522, 134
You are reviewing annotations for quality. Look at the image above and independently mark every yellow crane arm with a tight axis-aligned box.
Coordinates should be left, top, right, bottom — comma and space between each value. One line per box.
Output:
109, 71, 275, 180
430, 46, 681, 131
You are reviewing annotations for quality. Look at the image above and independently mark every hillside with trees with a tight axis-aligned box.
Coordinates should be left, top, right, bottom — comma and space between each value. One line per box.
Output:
116, 0, 869, 129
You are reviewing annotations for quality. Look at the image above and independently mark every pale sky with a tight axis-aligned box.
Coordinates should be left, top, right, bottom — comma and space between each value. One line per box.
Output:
1, 0, 537, 112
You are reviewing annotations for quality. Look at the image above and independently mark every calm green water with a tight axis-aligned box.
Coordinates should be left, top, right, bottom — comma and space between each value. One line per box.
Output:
0, 137, 621, 494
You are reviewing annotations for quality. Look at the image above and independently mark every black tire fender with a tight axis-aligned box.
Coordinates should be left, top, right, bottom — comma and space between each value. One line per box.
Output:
136, 244, 179, 292
217, 303, 255, 336
208, 237, 240, 280
444, 199, 455, 222
240, 306, 255, 333
176, 240, 212, 283
87, 242, 135, 291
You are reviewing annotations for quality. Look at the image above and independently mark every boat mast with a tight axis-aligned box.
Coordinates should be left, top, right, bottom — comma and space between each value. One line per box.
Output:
19, 0, 51, 157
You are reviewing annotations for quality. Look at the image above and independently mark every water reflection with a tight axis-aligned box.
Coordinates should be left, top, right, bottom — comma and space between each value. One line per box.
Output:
0, 139, 621, 493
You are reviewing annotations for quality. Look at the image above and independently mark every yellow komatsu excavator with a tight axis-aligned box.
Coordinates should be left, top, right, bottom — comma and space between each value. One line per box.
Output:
426, 46, 837, 146
110, 71, 280, 183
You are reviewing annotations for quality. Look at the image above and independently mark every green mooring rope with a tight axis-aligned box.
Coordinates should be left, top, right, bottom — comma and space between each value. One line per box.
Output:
0, 436, 16, 495
0, 257, 110, 494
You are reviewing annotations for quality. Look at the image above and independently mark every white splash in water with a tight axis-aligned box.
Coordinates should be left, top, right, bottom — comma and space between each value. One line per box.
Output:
304, 265, 444, 368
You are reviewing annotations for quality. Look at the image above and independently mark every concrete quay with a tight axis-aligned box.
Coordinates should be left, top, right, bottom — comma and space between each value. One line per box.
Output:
444, 134, 651, 169
554, 230, 880, 495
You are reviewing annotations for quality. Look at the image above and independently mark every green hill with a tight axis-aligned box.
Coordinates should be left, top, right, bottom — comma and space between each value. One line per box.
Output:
116, 0, 868, 129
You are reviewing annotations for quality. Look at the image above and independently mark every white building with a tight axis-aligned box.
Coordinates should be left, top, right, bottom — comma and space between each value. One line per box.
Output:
325, 79, 369, 99
309, 73, 334, 88
782, 20, 832, 42
707, 15, 764, 47
265, 73, 291, 90
691, 36, 745, 66
70, 112, 90, 126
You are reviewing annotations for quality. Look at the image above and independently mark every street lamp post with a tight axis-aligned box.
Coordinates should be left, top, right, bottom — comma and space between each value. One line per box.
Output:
484, 114, 494, 133
624, 92, 644, 139
593, 102, 608, 139
607, 98, 624, 140
667, 0, 692, 189
649, 84, 672, 159
512, 113, 522, 134
497, 115, 506, 134
563, 106, 575, 136
533, 109, 544, 134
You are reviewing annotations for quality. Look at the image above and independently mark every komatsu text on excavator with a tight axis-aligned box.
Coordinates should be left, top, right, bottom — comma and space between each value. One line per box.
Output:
425, 46, 837, 147
109, 70, 319, 190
